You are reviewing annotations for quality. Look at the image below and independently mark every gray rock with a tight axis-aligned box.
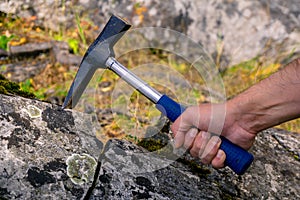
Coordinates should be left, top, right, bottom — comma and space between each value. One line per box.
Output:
9, 42, 52, 55
51, 41, 82, 66
1, 0, 300, 66
0, 94, 102, 199
0, 93, 299, 199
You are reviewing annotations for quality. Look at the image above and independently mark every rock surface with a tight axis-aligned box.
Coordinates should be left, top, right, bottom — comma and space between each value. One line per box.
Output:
1, 0, 300, 66
0, 94, 299, 199
0, 94, 102, 199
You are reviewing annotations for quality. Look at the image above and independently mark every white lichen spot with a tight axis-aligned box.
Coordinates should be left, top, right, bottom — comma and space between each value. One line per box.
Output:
66, 153, 97, 185
24, 105, 41, 118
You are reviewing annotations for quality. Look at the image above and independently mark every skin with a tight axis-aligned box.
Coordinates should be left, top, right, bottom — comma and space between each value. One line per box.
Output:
171, 58, 300, 168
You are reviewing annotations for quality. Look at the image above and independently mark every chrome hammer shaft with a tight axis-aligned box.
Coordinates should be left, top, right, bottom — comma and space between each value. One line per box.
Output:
106, 57, 162, 103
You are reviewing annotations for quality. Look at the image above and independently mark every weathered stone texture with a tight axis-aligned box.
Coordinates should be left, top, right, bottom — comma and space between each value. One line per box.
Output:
0, 94, 299, 199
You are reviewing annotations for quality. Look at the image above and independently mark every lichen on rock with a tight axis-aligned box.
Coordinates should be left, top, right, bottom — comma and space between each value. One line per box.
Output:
66, 153, 97, 185
23, 105, 42, 118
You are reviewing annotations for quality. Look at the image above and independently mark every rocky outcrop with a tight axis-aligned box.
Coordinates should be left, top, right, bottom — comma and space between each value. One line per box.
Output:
0, 94, 299, 199
1, 0, 300, 66
0, 94, 102, 199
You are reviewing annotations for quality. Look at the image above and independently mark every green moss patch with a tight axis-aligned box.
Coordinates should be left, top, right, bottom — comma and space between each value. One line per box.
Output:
177, 158, 211, 177
0, 74, 35, 98
137, 138, 167, 152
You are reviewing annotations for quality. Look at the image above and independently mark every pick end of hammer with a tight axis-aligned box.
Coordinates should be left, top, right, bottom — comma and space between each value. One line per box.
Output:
61, 104, 67, 110
61, 96, 72, 110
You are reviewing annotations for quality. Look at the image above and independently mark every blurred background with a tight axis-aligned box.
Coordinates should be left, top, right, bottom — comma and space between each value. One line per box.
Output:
0, 0, 299, 133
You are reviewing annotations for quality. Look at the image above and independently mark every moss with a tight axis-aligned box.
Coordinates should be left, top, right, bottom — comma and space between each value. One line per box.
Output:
0, 74, 7, 80
177, 158, 211, 177
0, 74, 35, 98
16, 90, 36, 98
137, 138, 166, 152
136, 125, 171, 152
0, 85, 7, 94
0, 80, 20, 91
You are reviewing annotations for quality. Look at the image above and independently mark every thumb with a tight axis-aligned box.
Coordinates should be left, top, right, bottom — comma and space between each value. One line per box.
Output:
170, 106, 203, 148
170, 107, 196, 136
171, 106, 209, 133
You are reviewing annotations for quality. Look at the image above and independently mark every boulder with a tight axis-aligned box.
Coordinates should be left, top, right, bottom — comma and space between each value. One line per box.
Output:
0, 93, 299, 199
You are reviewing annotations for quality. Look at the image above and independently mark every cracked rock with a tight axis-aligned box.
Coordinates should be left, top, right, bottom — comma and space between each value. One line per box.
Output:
1, 94, 299, 199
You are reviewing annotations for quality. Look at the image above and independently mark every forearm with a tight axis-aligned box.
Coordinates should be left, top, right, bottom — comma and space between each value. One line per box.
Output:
228, 59, 300, 133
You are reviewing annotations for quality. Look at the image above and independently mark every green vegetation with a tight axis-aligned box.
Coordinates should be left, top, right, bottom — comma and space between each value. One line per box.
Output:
75, 12, 87, 48
137, 137, 166, 152
0, 11, 299, 135
68, 38, 79, 54
177, 158, 211, 177
0, 74, 35, 98
0, 34, 14, 50
20, 79, 45, 99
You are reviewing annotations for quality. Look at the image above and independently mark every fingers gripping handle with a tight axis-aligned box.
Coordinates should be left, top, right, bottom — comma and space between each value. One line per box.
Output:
219, 136, 254, 175
156, 95, 254, 175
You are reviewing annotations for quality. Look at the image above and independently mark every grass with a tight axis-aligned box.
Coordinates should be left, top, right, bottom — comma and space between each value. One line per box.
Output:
75, 12, 87, 48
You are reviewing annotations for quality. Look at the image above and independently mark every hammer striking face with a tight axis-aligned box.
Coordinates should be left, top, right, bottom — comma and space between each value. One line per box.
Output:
62, 15, 254, 175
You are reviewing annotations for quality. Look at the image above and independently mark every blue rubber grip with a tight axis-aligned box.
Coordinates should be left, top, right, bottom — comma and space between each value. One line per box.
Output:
156, 95, 254, 175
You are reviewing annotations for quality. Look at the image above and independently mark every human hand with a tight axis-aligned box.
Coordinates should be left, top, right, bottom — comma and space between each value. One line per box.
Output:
171, 58, 300, 169
171, 102, 257, 169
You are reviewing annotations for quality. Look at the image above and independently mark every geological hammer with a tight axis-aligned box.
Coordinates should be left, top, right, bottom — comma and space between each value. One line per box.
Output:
62, 15, 253, 175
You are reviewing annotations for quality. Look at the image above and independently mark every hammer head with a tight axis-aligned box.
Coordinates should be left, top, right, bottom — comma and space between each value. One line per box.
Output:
62, 15, 131, 109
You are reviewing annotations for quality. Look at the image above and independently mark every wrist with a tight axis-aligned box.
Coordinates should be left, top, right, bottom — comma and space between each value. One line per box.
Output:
226, 83, 291, 134
226, 93, 265, 134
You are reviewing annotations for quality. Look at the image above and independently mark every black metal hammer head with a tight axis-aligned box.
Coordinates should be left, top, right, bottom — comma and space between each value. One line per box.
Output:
62, 15, 131, 109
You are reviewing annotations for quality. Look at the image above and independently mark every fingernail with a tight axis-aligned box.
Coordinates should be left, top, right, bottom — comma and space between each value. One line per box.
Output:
216, 150, 224, 159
